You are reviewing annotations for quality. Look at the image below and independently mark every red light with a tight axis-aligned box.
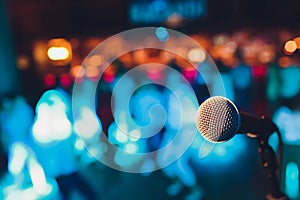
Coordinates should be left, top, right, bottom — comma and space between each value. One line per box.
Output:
44, 74, 56, 87
182, 68, 197, 82
60, 73, 72, 88
252, 64, 268, 78
103, 72, 115, 83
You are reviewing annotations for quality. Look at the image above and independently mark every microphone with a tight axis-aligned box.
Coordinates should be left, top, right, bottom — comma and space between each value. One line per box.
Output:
196, 96, 289, 200
196, 96, 278, 142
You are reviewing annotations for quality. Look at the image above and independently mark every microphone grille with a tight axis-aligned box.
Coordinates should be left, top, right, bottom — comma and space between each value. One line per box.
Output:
196, 96, 240, 142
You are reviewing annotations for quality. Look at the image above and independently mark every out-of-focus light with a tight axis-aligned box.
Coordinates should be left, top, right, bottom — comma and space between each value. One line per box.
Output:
32, 91, 72, 144
85, 37, 102, 52
44, 74, 56, 87
9, 143, 28, 175
252, 64, 268, 77
293, 37, 300, 49
187, 48, 206, 63
103, 64, 116, 83
86, 55, 103, 68
28, 157, 52, 195
182, 67, 197, 82
243, 45, 256, 58
258, 47, 275, 64
213, 34, 228, 46
214, 145, 227, 156
47, 47, 69, 61
115, 132, 128, 143
155, 27, 169, 42
129, 129, 141, 142
196, 135, 247, 169
165, 13, 183, 27
87, 146, 101, 158
103, 71, 115, 83
17, 55, 30, 70
33, 40, 48, 66
285, 162, 299, 199
90, 55, 102, 66
115, 128, 128, 143
146, 68, 163, 81
133, 49, 148, 65
70, 38, 80, 50
60, 73, 72, 88
124, 143, 138, 153
70, 65, 85, 79
278, 56, 292, 68
151, 0, 167, 12
119, 53, 133, 68
47, 38, 72, 65
74, 106, 101, 141
75, 139, 85, 151
86, 67, 99, 80
225, 41, 237, 53
284, 40, 297, 54
159, 50, 173, 64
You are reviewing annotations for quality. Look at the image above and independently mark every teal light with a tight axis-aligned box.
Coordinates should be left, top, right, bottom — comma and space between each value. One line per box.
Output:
285, 162, 299, 199
155, 27, 169, 42
194, 134, 248, 171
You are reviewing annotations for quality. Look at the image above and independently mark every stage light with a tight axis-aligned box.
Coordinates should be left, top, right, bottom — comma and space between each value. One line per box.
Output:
9, 143, 28, 175
47, 47, 69, 61
75, 139, 85, 151
225, 41, 237, 53
60, 73, 72, 88
182, 67, 197, 82
129, 129, 141, 142
285, 162, 299, 199
133, 49, 148, 65
44, 74, 56, 87
187, 48, 206, 63
86, 67, 100, 80
213, 34, 228, 46
28, 157, 52, 195
165, 13, 183, 27
103, 64, 116, 83
88, 55, 103, 67
155, 27, 169, 42
70, 65, 85, 79
73, 106, 101, 141
115, 128, 128, 143
125, 143, 138, 153
258, 46, 275, 64
278, 56, 292, 68
47, 38, 72, 65
17, 55, 30, 70
293, 37, 300, 49
32, 90, 72, 144
284, 40, 297, 54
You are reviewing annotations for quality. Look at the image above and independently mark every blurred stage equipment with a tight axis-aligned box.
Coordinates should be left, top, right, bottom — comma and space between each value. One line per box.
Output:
129, 0, 207, 26
0, 0, 19, 97
196, 96, 288, 200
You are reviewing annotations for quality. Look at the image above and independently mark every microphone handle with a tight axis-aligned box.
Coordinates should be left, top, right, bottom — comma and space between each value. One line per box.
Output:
238, 112, 278, 140
238, 112, 288, 199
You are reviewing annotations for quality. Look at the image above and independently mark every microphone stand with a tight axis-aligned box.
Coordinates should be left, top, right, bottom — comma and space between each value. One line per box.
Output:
243, 114, 288, 200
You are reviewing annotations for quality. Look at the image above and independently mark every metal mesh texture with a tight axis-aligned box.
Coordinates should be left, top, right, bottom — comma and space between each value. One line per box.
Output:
196, 96, 241, 142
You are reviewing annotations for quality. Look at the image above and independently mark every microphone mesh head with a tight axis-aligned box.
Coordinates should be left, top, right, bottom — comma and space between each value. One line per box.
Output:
196, 96, 241, 142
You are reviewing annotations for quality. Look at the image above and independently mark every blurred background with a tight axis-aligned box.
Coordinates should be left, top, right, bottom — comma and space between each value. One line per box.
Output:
0, 0, 300, 199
